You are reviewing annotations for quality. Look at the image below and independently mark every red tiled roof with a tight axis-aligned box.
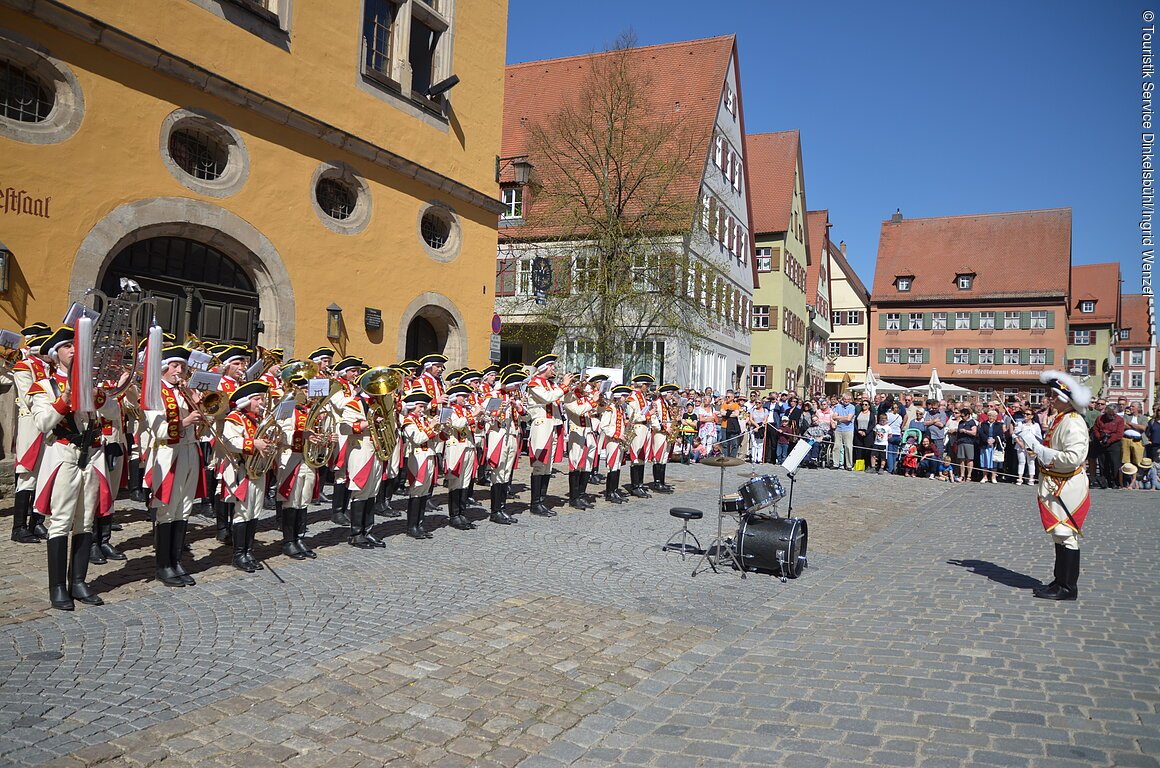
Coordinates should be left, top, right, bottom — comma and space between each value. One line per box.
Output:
806, 209, 829, 307
871, 208, 1072, 302
1069, 263, 1121, 325
501, 36, 735, 240
1117, 294, 1154, 348
745, 130, 800, 235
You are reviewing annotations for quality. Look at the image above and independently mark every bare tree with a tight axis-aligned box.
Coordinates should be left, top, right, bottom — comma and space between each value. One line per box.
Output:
501, 31, 728, 374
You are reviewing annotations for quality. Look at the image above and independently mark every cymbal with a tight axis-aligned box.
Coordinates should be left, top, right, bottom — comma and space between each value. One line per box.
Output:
702, 456, 745, 467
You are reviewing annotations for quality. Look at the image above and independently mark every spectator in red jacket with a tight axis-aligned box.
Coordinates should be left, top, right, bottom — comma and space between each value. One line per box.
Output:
1093, 404, 1126, 488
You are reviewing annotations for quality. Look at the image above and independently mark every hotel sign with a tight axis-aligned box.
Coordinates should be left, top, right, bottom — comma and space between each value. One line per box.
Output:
953, 368, 1040, 377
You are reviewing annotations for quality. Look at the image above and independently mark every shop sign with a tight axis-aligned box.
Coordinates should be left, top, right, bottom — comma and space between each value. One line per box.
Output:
1, 187, 51, 219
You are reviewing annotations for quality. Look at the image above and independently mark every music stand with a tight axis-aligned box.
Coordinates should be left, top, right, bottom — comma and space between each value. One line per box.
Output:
691, 456, 746, 578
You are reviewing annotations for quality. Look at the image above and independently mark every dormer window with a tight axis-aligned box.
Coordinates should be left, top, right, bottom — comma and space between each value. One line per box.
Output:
1121, 328, 1130, 340
956, 274, 974, 290
1080, 300, 1095, 313
896, 276, 912, 292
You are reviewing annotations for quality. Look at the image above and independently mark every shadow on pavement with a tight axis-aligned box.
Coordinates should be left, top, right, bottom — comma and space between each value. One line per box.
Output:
946, 558, 1040, 589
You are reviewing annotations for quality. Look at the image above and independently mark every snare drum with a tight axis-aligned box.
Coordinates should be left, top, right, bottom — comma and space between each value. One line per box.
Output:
720, 494, 746, 516
737, 474, 786, 514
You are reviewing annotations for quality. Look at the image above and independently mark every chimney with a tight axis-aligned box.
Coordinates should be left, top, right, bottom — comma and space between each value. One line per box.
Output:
891, 209, 903, 223
840, 240, 847, 256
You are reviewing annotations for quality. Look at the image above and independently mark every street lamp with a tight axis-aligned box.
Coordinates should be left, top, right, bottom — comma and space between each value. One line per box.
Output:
326, 303, 343, 340
495, 155, 534, 185
0, 245, 10, 293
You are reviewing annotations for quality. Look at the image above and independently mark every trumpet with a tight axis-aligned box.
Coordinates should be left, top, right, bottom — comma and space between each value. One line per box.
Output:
181, 385, 229, 442
248, 345, 282, 382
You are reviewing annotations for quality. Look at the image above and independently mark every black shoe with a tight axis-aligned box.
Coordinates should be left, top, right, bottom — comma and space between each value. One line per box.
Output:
1033, 583, 1077, 600
96, 516, 125, 561
11, 491, 40, 544
294, 508, 317, 558
69, 534, 104, 606
88, 539, 107, 565
29, 513, 49, 541
11, 527, 39, 544
129, 487, 149, 503
630, 485, 651, 498
331, 484, 351, 526
490, 511, 514, 525
449, 515, 475, 530
282, 510, 307, 559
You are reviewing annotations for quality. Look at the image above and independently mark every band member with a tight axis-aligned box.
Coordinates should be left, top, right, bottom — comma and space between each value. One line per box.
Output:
458, 369, 487, 506
144, 345, 206, 587
10, 327, 51, 543
327, 356, 364, 525
625, 373, 655, 498
1016, 371, 1092, 601
599, 385, 633, 503
526, 354, 574, 516
647, 384, 679, 494
586, 374, 610, 486
443, 382, 481, 530
88, 383, 129, 565
207, 347, 248, 543
417, 353, 448, 404
308, 346, 336, 374
28, 326, 120, 610
220, 381, 276, 572
401, 390, 438, 539
484, 371, 524, 524
259, 348, 284, 395
563, 376, 595, 510
276, 374, 325, 560
341, 366, 385, 548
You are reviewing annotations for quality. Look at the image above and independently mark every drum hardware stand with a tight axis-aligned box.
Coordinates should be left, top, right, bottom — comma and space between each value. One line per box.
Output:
691, 458, 746, 579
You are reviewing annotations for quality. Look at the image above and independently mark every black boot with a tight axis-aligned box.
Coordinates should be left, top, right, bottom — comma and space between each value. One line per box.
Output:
450, 489, 476, 529
349, 500, 373, 548
10, 490, 39, 543
466, 479, 480, 508
69, 533, 104, 606
611, 470, 628, 502
606, 470, 626, 503
579, 472, 595, 506
406, 496, 428, 539
171, 520, 195, 585
243, 519, 262, 570
214, 499, 231, 543
331, 483, 350, 525
48, 537, 73, 610
420, 494, 435, 537
568, 472, 585, 509
128, 458, 148, 503
589, 471, 605, 484
295, 509, 317, 558
629, 465, 650, 498
531, 475, 556, 516
97, 515, 126, 560
29, 508, 49, 540
88, 522, 107, 566
652, 464, 674, 493
1034, 544, 1065, 595
1035, 547, 1079, 600
490, 483, 514, 524
231, 521, 254, 572
372, 482, 389, 516
153, 522, 184, 586
282, 507, 307, 559
364, 498, 387, 547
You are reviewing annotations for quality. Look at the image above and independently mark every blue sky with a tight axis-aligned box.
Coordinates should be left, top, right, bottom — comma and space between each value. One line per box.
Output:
507, 1, 1150, 314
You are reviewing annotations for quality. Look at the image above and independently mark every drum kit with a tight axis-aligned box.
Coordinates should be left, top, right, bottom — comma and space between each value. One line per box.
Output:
691, 456, 808, 582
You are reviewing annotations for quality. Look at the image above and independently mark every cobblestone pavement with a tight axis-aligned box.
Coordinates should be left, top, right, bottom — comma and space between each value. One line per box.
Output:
0, 461, 1157, 767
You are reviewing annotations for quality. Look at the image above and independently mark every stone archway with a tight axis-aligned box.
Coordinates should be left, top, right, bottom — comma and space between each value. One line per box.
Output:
397, 292, 468, 367
68, 197, 294, 349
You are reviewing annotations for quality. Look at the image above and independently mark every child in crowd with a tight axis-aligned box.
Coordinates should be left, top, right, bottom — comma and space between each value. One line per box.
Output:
938, 457, 955, 482
901, 435, 920, 477
688, 438, 705, 464
872, 413, 889, 474
776, 418, 795, 464
1139, 458, 1157, 490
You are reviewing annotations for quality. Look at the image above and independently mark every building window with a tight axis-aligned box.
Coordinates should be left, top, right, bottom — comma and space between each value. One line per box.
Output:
1003, 311, 1021, 330
1003, 348, 1019, 365
828, 341, 842, 358
885, 348, 901, 364
315, 178, 357, 221
846, 341, 863, 357
847, 310, 862, 325
1071, 330, 1091, 345
978, 348, 994, 365
169, 128, 227, 181
573, 254, 599, 293
160, 109, 249, 198
515, 257, 533, 296
1109, 371, 1123, 388
1114, 350, 1123, 365
1029, 387, 1046, 404
362, 0, 454, 111
1131, 350, 1146, 366
756, 247, 772, 272
1080, 300, 1095, 313
1120, 329, 1131, 340
953, 348, 969, 364
931, 312, 947, 330
565, 340, 597, 372
1131, 371, 1145, 388
749, 365, 767, 389
752, 304, 769, 330
885, 313, 900, 330
907, 348, 924, 364
979, 312, 995, 330
957, 274, 974, 290
977, 387, 995, 400
500, 186, 523, 220
908, 313, 924, 330
954, 312, 970, 330
309, 162, 372, 234
624, 340, 665, 382
1031, 310, 1047, 329
421, 206, 453, 250
0, 59, 52, 123
831, 311, 843, 326
1069, 359, 1091, 376
896, 277, 912, 292
1029, 348, 1046, 365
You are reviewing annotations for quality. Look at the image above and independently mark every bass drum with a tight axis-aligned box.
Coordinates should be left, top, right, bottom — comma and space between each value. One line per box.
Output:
735, 517, 808, 578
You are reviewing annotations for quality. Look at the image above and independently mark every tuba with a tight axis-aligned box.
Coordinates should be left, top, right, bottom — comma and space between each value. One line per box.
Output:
245, 409, 286, 480
83, 278, 156, 398
284, 360, 339, 471
361, 366, 402, 462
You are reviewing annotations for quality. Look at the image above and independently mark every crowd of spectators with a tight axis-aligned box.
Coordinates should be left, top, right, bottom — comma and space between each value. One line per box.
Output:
674, 388, 1160, 490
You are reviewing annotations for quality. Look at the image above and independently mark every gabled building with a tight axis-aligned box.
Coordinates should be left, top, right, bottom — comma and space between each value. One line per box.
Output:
804, 210, 833, 396
1107, 294, 1157, 411
495, 36, 756, 390
746, 130, 810, 394
1065, 262, 1121, 396
826, 239, 871, 394
869, 208, 1072, 404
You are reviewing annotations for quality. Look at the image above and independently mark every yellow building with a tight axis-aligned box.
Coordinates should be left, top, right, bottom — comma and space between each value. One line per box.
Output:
0, 0, 506, 365
746, 130, 810, 394
825, 238, 870, 393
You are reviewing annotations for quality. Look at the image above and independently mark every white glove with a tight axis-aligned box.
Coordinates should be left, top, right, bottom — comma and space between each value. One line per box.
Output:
1015, 423, 1056, 465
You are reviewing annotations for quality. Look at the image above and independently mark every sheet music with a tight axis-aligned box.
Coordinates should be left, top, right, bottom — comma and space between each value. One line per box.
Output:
187, 371, 222, 392
0, 330, 22, 349
188, 350, 213, 372
307, 378, 331, 398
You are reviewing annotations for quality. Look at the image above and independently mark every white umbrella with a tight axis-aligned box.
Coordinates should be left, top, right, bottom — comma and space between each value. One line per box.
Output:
850, 378, 908, 394
863, 367, 879, 401
928, 368, 944, 401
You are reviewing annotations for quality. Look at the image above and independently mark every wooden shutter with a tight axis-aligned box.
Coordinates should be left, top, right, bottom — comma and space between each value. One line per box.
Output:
923, 312, 933, 330
1045, 349, 1055, 365
968, 349, 979, 365
770, 248, 780, 271
970, 312, 980, 330
922, 349, 930, 364
1019, 348, 1031, 365
496, 259, 515, 296
946, 348, 954, 364
1046, 310, 1056, 329
769, 305, 778, 331
1020, 311, 1032, 330
879, 313, 888, 330
879, 348, 888, 364
550, 254, 571, 295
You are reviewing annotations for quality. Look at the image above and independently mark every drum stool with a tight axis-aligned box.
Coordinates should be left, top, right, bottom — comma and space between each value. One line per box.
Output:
663, 507, 703, 559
